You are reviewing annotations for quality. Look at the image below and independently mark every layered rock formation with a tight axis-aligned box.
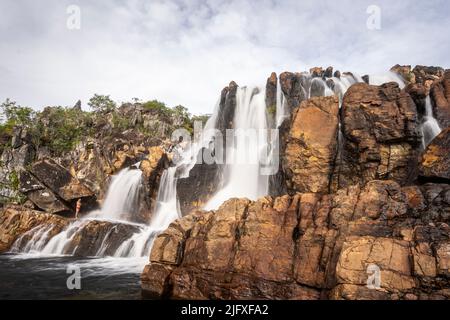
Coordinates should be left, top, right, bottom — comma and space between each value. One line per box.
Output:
419, 127, 450, 182
0, 206, 143, 256
430, 70, 450, 129
0, 206, 68, 253
332, 82, 421, 191
18, 158, 97, 216
283, 96, 339, 193
142, 180, 450, 300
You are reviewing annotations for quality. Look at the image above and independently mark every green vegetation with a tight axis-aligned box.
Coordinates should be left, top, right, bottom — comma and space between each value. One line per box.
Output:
33, 106, 94, 155
267, 104, 277, 116
0, 95, 209, 157
88, 94, 116, 113
142, 100, 173, 118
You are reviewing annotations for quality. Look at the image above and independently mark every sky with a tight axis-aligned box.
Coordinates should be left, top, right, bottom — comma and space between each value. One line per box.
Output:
0, 0, 449, 115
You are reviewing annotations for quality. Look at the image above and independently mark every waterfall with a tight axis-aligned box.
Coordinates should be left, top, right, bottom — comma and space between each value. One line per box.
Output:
276, 77, 289, 127
421, 96, 442, 147
204, 86, 270, 209
11, 167, 150, 258
91, 167, 143, 222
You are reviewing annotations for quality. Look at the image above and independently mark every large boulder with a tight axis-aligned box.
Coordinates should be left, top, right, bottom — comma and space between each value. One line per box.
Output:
18, 170, 71, 215
430, 70, 450, 129
283, 96, 339, 193
419, 127, 450, 182
332, 82, 421, 191
142, 180, 450, 300
0, 206, 69, 253
30, 159, 96, 206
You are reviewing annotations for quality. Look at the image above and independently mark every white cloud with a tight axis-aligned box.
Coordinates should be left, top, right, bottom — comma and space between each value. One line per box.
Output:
0, 0, 449, 115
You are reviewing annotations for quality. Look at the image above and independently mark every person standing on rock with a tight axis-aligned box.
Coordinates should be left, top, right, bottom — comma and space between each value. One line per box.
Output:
75, 199, 82, 219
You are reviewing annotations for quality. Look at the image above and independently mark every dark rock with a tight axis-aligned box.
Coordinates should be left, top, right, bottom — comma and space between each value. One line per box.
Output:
177, 148, 221, 216
362, 75, 369, 84
73, 100, 82, 110
18, 170, 71, 215
279, 72, 308, 112
265, 72, 278, 129
413, 65, 445, 85
419, 127, 450, 182
324, 66, 333, 78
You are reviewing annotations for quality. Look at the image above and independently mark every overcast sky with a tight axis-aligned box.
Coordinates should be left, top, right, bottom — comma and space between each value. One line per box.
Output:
0, 0, 449, 115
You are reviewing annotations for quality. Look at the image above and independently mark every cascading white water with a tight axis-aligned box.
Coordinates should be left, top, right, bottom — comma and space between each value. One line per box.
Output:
94, 167, 143, 222
205, 86, 270, 209
276, 77, 289, 127
421, 96, 442, 147
11, 167, 149, 258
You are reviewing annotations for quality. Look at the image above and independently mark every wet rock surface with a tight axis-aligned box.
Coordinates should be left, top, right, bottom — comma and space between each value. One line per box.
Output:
142, 180, 450, 300
419, 127, 450, 182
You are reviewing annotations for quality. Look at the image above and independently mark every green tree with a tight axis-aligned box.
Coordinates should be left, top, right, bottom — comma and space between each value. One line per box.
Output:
0, 98, 34, 126
88, 94, 116, 113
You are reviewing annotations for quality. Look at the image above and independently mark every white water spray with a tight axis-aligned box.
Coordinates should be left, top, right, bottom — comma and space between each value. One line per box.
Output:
421, 96, 442, 147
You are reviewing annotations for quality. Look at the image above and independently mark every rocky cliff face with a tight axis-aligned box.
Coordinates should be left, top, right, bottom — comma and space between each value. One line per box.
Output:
142, 179, 450, 300
141, 65, 450, 300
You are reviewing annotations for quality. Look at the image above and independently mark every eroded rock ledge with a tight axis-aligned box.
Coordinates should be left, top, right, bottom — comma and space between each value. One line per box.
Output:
142, 180, 450, 300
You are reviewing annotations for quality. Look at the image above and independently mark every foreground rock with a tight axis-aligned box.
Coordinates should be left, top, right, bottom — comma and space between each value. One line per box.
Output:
0, 206, 142, 256
419, 127, 450, 182
142, 180, 450, 300
0, 206, 69, 253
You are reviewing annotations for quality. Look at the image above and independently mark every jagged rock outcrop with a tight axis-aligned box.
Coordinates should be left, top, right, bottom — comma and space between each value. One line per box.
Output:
0, 127, 36, 202
23, 159, 97, 216
331, 82, 421, 191
413, 65, 445, 89
419, 126, 450, 182
0, 206, 142, 256
279, 72, 308, 112
390, 65, 416, 84
430, 70, 450, 129
283, 96, 339, 193
18, 170, 71, 214
0, 206, 69, 253
142, 180, 450, 300
265, 72, 278, 129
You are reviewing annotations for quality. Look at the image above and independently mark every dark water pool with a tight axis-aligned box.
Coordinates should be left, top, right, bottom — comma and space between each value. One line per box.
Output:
0, 254, 145, 300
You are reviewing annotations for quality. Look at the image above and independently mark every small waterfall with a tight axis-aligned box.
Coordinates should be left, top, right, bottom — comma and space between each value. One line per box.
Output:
91, 167, 143, 222
11, 166, 149, 258
275, 77, 289, 127
421, 96, 442, 147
